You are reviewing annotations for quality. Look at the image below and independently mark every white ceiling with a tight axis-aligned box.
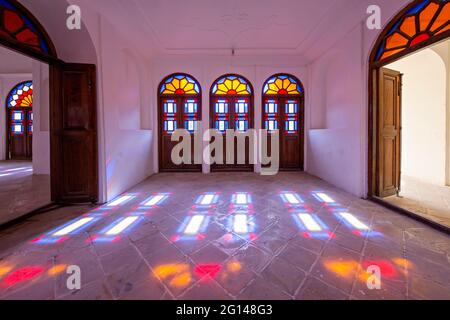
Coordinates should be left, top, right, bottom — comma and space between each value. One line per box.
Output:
0, 46, 33, 74
84, 0, 375, 60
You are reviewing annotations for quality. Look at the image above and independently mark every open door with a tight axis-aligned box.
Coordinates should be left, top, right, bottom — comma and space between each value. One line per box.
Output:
50, 63, 98, 203
376, 67, 402, 198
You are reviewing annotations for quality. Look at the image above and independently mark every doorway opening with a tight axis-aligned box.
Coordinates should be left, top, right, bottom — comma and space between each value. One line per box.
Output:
369, 0, 450, 229
0, 0, 98, 227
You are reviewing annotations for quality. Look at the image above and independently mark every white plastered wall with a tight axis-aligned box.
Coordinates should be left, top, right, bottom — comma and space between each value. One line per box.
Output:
387, 46, 448, 186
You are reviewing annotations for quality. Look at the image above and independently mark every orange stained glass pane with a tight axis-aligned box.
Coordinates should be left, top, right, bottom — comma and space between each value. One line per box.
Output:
217, 83, 229, 93
224, 79, 233, 90
184, 82, 194, 92
237, 90, 249, 95
235, 83, 247, 93
268, 83, 279, 93
386, 32, 409, 49
266, 90, 278, 95
283, 78, 291, 89
419, 2, 439, 31
234, 79, 243, 90
431, 3, 450, 31
400, 16, 417, 37
436, 23, 450, 34
165, 83, 176, 92
287, 83, 298, 93
179, 78, 188, 89
380, 48, 404, 61
172, 78, 180, 89
275, 78, 284, 90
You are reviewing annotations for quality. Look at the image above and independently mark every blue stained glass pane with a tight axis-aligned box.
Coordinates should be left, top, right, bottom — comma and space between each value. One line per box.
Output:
406, 0, 430, 15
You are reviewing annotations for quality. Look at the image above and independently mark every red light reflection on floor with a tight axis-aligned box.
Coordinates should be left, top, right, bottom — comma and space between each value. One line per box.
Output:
3, 266, 44, 286
194, 264, 222, 279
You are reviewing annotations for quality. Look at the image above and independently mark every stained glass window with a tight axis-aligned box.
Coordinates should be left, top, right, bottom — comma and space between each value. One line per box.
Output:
0, 0, 52, 54
11, 110, 24, 134
235, 99, 249, 132
163, 99, 177, 133
262, 75, 302, 135
184, 99, 199, 133
7, 81, 33, 108
264, 99, 279, 133
211, 75, 252, 95
263, 75, 302, 95
160, 74, 200, 95
285, 100, 299, 134
214, 99, 229, 133
375, 0, 450, 62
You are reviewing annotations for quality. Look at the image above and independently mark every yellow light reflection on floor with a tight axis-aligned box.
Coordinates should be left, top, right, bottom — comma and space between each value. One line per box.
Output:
48, 264, 68, 276
154, 264, 192, 288
324, 260, 359, 278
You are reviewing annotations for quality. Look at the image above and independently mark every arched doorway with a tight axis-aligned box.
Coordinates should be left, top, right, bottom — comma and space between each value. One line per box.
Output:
0, 0, 98, 204
262, 74, 305, 171
210, 74, 254, 172
6, 80, 33, 160
158, 73, 202, 172
368, 0, 450, 223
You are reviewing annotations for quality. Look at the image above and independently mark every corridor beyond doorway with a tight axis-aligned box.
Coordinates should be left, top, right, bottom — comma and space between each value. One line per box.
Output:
0, 172, 448, 300
0, 161, 50, 225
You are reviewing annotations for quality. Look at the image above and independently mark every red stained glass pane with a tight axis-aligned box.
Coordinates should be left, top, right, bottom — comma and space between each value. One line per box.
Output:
410, 33, 430, 47
15, 28, 39, 46
4, 10, 23, 33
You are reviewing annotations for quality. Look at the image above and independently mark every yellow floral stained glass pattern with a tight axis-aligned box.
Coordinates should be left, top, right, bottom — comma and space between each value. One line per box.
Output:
211, 76, 252, 95
160, 74, 200, 95
263, 75, 302, 95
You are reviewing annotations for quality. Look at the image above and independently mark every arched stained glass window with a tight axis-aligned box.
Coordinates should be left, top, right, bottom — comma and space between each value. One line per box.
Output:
263, 75, 302, 95
211, 75, 252, 95
158, 74, 202, 171
7, 81, 33, 107
6, 80, 33, 159
375, 0, 450, 62
262, 74, 304, 170
0, 0, 53, 55
160, 74, 200, 95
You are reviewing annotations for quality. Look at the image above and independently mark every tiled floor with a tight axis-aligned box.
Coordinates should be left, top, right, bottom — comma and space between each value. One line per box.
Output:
385, 176, 450, 229
0, 161, 51, 226
0, 172, 449, 300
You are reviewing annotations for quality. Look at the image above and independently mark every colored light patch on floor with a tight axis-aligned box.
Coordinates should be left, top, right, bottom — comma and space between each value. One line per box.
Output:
194, 264, 222, 279
48, 264, 68, 276
233, 214, 249, 234
195, 193, 219, 206
107, 195, 135, 207
324, 260, 360, 279
2, 266, 45, 287
91, 216, 143, 243
281, 192, 303, 205
142, 194, 169, 207
32, 216, 100, 244
313, 192, 336, 204
292, 213, 334, 239
53, 217, 96, 236
173, 215, 211, 242
105, 216, 140, 236
154, 264, 192, 288
232, 193, 252, 205
338, 212, 370, 231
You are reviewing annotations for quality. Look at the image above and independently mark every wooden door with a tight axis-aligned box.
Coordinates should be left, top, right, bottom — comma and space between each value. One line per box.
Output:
159, 96, 202, 172
210, 96, 254, 172
7, 107, 32, 160
262, 96, 304, 170
50, 63, 98, 203
377, 68, 402, 198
